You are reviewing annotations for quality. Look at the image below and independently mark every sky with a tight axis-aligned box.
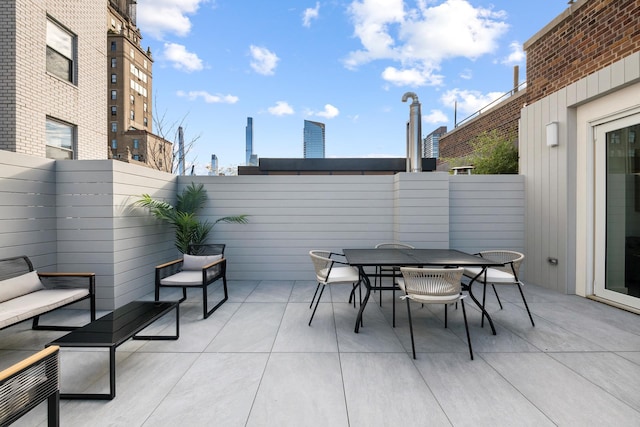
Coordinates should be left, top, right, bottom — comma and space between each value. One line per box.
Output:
136, 0, 570, 174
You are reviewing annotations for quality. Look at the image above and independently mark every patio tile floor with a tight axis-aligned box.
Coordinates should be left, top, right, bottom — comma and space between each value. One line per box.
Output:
1, 279, 640, 426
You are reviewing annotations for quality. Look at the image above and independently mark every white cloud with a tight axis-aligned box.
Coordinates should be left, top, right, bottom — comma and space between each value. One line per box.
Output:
502, 41, 525, 65
302, 2, 320, 27
422, 109, 448, 124
137, 0, 207, 39
382, 66, 443, 87
268, 101, 295, 116
440, 88, 504, 116
306, 104, 340, 119
249, 45, 279, 75
459, 69, 473, 80
345, 0, 508, 87
163, 43, 204, 72
313, 104, 340, 119
177, 90, 239, 104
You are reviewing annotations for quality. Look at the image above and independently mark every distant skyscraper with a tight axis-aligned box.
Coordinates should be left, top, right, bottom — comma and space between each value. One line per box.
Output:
209, 154, 218, 176
246, 117, 253, 165
423, 126, 447, 158
303, 120, 325, 158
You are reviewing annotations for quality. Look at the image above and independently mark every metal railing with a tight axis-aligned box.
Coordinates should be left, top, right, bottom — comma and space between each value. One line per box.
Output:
455, 81, 527, 128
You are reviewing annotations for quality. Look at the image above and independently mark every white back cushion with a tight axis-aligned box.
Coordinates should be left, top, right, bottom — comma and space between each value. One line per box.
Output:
182, 254, 222, 271
0, 271, 45, 303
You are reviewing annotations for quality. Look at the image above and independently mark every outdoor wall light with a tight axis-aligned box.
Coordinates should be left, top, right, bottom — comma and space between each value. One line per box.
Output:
546, 121, 559, 147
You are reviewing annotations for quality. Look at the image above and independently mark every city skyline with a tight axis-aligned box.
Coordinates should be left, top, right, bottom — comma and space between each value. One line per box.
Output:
136, 0, 570, 173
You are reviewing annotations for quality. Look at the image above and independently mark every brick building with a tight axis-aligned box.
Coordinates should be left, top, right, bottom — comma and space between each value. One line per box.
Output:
0, 0, 107, 159
107, 0, 172, 172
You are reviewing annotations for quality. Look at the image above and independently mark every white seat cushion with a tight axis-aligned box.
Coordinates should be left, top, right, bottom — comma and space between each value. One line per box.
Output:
464, 267, 517, 284
0, 288, 90, 329
159, 271, 204, 287
317, 266, 360, 284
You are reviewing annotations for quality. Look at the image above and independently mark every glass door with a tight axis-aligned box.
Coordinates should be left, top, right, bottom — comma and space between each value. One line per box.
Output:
594, 114, 640, 309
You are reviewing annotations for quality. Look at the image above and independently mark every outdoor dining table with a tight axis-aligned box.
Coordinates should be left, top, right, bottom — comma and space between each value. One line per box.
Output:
343, 248, 504, 334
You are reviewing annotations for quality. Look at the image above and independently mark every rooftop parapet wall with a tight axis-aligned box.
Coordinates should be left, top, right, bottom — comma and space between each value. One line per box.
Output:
524, 0, 640, 104
438, 90, 525, 162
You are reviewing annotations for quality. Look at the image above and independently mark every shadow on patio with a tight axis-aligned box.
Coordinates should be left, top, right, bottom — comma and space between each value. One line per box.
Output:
1, 279, 640, 426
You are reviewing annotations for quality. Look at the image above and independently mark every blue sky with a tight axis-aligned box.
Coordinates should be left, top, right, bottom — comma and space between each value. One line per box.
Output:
136, 0, 569, 174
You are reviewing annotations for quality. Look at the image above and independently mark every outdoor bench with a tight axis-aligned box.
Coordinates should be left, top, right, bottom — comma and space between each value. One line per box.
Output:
0, 255, 96, 331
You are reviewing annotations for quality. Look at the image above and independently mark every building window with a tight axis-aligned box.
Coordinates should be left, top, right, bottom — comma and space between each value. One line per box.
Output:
110, 41, 116, 51
111, 139, 117, 149
143, 102, 147, 112
111, 74, 117, 83
143, 59, 147, 69
130, 48, 134, 58
111, 58, 116, 68
45, 117, 75, 159
143, 117, 148, 127
132, 154, 140, 161
133, 139, 139, 149
130, 95, 135, 105
111, 106, 117, 116
111, 90, 117, 100
46, 19, 75, 83
111, 122, 117, 132
130, 110, 135, 120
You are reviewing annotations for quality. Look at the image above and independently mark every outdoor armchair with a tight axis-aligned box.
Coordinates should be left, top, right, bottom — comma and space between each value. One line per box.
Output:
398, 267, 473, 360
0, 346, 60, 426
154, 244, 227, 319
463, 250, 535, 327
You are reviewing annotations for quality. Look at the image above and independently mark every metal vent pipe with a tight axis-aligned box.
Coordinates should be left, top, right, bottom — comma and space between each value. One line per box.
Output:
402, 92, 422, 172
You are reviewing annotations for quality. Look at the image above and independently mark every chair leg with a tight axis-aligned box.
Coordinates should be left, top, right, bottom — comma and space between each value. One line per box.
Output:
310, 283, 321, 309
405, 298, 416, 359
517, 282, 536, 327
492, 284, 503, 309
460, 299, 474, 360
444, 304, 448, 328
481, 283, 487, 327
308, 284, 326, 326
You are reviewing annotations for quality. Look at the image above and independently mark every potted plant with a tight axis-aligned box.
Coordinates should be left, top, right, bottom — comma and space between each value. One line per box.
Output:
137, 183, 248, 253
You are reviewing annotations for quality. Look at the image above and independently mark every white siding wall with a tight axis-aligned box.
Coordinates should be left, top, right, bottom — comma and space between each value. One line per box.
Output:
0, 151, 525, 309
519, 51, 640, 294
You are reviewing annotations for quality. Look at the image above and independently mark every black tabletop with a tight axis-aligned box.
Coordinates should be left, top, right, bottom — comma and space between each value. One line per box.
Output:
50, 301, 177, 347
343, 248, 503, 267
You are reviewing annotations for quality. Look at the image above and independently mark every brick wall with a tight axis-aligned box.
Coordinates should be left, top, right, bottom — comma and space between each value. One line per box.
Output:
525, 0, 640, 104
438, 90, 525, 161
5, 0, 107, 159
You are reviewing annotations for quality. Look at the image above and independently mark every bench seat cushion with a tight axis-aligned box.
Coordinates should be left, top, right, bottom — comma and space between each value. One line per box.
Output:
0, 288, 89, 329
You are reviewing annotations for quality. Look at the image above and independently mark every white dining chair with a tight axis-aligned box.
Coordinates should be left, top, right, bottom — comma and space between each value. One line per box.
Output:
463, 250, 534, 327
308, 250, 362, 326
398, 267, 473, 360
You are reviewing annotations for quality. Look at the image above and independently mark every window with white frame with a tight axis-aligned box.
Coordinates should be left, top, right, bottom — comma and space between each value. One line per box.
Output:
130, 110, 135, 120
46, 117, 75, 159
46, 19, 75, 83
111, 90, 117, 100
111, 74, 117, 83
111, 58, 116, 68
